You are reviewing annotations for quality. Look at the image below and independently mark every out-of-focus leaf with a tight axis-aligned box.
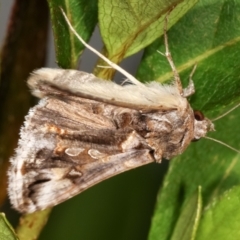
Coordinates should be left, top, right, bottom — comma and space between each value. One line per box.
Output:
47, 0, 98, 68
0, 0, 51, 239
0, 0, 49, 213
0, 213, 18, 240
170, 187, 202, 240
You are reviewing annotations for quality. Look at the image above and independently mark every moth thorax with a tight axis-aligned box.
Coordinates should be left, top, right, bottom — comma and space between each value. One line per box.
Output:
193, 111, 215, 140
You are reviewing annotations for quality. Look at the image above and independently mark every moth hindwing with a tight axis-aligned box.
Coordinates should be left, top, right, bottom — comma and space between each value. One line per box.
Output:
8, 11, 214, 213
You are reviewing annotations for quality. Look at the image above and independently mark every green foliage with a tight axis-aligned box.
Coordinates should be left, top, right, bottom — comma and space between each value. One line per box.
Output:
170, 187, 202, 240
98, 0, 198, 60
138, 0, 240, 112
196, 186, 240, 240
47, 0, 98, 68
3, 0, 240, 239
48, 0, 198, 67
0, 213, 18, 240
139, 1, 240, 239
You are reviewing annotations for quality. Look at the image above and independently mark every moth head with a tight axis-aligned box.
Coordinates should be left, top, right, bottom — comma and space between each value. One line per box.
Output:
192, 110, 215, 141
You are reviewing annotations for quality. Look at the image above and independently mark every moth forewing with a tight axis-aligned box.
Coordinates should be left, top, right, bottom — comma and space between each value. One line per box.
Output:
28, 68, 187, 111
8, 10, 215, 213
8, 69, 213, 213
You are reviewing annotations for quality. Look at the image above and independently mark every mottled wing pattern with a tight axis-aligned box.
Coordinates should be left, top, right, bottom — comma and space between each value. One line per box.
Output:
8, 87, 154, 213
8, 70, 208, 213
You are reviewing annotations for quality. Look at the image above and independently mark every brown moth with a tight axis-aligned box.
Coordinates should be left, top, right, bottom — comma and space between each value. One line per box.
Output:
8, 10, 215, 213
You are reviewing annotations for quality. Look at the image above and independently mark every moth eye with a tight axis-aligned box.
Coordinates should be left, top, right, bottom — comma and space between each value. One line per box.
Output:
194, 110, 204, 121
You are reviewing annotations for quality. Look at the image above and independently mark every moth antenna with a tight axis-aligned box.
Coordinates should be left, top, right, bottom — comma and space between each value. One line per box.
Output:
60, 8, 145, 87
182, 64, 197, 98
162, 10, 183, 95
212, 103, 240, 121
204, 136, 240, 154
189, 64, 197, 80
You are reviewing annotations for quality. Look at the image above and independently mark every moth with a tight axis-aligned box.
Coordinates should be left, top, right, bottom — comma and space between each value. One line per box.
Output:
8, 10, 215, 213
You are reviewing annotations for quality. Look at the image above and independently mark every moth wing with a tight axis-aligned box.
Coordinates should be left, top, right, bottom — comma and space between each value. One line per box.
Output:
8, 95, 154, 213
12, 150, 152, 213
28, 68, 185, 110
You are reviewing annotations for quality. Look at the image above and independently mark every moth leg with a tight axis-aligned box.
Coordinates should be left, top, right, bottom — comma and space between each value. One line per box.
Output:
162, 11, 183, 95
183, 64, 197, 98
148, 140, 163, 163
121, 131, 150, 151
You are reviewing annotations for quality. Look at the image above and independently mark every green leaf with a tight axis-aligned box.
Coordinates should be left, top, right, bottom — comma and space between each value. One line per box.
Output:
47, 0, 98, 68
0, 213, 18, 240
98, 0, 198, 63
144, 1, 240, 240
170, 187, 202, 240
148, 116, 240, 240
138, 0, 240, 111
196, 186, 240, 240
